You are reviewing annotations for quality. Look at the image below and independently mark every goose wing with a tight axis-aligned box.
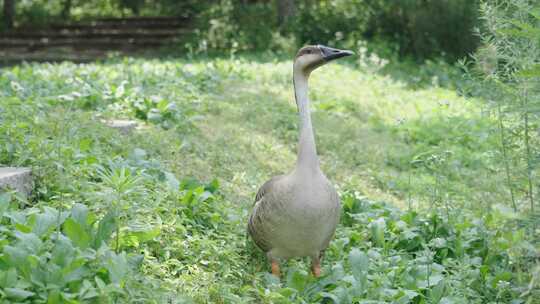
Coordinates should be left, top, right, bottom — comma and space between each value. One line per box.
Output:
248, 175, 285, 252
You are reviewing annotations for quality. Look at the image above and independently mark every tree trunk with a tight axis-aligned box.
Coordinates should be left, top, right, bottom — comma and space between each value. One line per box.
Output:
3, 0, 15, 30
61, 0, 72, 20
276, 0, 295, 27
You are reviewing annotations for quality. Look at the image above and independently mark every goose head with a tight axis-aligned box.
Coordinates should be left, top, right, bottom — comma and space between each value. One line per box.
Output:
294, 45, 354, 76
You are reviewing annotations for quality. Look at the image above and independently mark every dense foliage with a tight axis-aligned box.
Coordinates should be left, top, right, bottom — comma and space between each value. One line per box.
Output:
462, 0, 540, 215
0, 51, 538, 302
1, 0, 480, 60
0, 1, 539, 302
192, 0, 481, 60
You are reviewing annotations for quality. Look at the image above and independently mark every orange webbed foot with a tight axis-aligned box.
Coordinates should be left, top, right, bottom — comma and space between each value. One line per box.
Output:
311, 258, 321, 278
271, 259, 280, 278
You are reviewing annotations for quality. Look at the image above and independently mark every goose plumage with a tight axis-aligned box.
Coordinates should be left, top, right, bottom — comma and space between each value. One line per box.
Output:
248, 45, 353, 277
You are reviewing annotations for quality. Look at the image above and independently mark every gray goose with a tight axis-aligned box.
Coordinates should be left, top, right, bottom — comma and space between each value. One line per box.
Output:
248, 45, 353, 277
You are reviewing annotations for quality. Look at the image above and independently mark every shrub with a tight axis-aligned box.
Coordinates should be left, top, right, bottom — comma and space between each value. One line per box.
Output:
462, 0, 540, 213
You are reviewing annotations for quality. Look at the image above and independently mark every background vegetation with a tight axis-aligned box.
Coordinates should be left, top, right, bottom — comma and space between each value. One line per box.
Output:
0, 0, 539, 303
2, 0, 479, 60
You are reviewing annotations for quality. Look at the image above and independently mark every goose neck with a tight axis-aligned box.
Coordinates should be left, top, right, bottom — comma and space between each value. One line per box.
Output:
293, 69, 320, 173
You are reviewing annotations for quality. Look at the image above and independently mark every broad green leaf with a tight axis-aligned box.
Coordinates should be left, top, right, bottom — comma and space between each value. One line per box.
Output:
320, 292, 340, 304
130, 226, 160, 243
164, 172, 180, 192
94, 211, 117, 249
370, 218, 386, 247
70, 203, 89, 228
105, 252, 129, 283
2, 245, 28, 267
32, 208, 62, 236
0, 268, 17, 288
127, 254, 144, 268
516, 65, 540, 78
285, 268, 308, 291
418, 274, 444, 289
50, 236, 75, 267
348, 248, 368, 282
278, 287, 296, 297
14, 231, 42, 253
4, 288, 34, 300
64, 265, 91, 283
64, 218, 91, 249
5, 210, 27, 225
0, 192, 10, 217
95, 276, 106, 290
79, 138, 92, 152
530, 7, 540, 19
47, 290, 62, 304
429, 279, 446, 303
206, 178, 220, 193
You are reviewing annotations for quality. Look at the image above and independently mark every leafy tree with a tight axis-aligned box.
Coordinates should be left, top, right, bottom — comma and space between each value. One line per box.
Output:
464, 0, 540, 213
3, 0, 15, 29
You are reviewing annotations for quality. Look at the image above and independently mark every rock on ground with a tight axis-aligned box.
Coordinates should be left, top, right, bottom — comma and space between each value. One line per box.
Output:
0, 167, 33, 197
104, 120, 138, 134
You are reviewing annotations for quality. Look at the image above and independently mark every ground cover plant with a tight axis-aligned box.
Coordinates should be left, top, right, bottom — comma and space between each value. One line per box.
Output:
0, 51, 538, 303
1, 1, 539, 299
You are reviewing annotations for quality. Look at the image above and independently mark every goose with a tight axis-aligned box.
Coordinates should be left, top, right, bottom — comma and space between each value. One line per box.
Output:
248, 45, 353, 278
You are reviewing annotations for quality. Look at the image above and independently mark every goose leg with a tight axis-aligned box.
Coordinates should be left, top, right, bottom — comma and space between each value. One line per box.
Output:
311, 256, 321, 277
271, 259, 280, 278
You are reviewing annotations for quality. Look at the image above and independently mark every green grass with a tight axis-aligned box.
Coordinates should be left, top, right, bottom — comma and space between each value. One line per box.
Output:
0, 56, 538, 303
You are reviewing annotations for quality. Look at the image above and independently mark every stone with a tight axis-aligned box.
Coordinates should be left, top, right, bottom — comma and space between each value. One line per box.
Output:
0, 167, 32, 197
104, 120, 138, 134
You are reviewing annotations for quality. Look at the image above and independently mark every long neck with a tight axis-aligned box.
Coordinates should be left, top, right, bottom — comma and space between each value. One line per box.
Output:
293, 67, 320, 173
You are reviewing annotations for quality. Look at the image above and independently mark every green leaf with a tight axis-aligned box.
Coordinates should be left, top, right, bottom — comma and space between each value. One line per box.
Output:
50, 236, 75, 267
516, 64, 540, 78
348, 248, 369, 281
530, 6, 540, 19
94, 211, 117, 249
370, 218, 386, 247
2, 245, 28, 267
418, 274, 444, 289
0, 192, 10, 217
70, 203, 90, 228
0, 268, 17, 288
64, 218, 91, 249
120, 223, 160, 248
4, 288, 34, 300
278, 287, 296, 297
320, 292, 340, 304
32, 207, 64, 236
64, 265, 91, 284
429, 279, 446, 303
95, 276, 106, 290
164, 172, 180, 192
206, 179, 220, 193
79, 138, 92, 152
105, 252, 129, 283
285, 268, 308, 291
14, 231, 42, 253
47, 290, 62, 304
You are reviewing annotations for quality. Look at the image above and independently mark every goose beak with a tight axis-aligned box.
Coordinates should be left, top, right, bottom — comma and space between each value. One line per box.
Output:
319, 45, 354, 61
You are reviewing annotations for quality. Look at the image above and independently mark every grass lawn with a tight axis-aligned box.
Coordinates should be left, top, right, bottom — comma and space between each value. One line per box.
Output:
0, 55, 538, 303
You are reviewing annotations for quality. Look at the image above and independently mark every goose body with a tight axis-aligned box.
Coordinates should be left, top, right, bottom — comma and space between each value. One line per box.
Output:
248, 45, 353, 277
249, 171, 340, 259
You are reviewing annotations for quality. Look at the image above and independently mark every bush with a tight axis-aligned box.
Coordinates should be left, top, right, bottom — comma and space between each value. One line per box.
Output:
193, 0, 480, 60
366, 0, 480, 60
0, 199, 139, 303
462, 0, 540, 213
291, 0, 371, 49
2, 0, 481, 61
